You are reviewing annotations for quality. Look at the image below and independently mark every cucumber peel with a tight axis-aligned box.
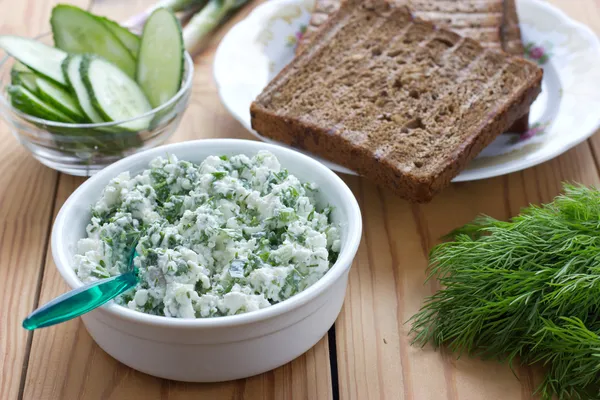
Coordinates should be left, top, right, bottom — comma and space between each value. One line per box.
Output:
11, 66, 38, 93
97, 16, 140, 58
12, 61, 31, 73
8, 85, 74, 123
81, 55, 152, 131
63, 55, 104, 123
51, 5, 136, 78
137, 8, 184, 108
36, 77, 87, 122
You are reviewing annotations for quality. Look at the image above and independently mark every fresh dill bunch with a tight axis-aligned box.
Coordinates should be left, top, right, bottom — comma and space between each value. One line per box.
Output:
409, 184, 600, 400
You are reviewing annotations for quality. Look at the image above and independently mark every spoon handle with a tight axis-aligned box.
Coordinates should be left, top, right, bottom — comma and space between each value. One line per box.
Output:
23, 272, 138, 330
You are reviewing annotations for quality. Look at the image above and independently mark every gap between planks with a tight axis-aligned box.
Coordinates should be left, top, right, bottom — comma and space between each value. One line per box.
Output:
328, 325, 340, 400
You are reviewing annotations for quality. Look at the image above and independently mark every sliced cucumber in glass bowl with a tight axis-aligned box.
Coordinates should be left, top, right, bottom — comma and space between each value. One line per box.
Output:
0, 5, 193, 176
82, 55, 153, 131
137, 8, 184, 109
0, 36, 68, 85
51, 5, 137, 78
62, 54, 105, 123
36, 76, 87, 122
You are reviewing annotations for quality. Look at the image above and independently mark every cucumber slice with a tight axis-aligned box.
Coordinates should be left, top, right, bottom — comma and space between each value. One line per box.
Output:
11, 67, 38, 93
8, 85, 74, 123
0, 36, 67, 85
36, 77, 87, 122
61, 55, 75, 89
97, 16, 140, 57
51, 5, 136, 78
137, 8, 183, 108
63, 55, 104, 123
12, 61, 31, 73
81, 55, 152, 131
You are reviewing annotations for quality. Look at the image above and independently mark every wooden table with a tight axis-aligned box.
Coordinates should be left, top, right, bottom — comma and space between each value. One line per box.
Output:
2, 0, 600, 399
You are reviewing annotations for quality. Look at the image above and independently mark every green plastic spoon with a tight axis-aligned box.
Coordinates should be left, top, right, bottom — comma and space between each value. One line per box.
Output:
22, 246, 139, 330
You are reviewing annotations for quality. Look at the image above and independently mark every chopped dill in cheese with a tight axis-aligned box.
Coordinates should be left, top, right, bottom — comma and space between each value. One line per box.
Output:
74, 151, 341, 318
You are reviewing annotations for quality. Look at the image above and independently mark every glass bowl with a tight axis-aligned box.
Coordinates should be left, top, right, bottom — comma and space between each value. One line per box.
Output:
0, 33, 194, 176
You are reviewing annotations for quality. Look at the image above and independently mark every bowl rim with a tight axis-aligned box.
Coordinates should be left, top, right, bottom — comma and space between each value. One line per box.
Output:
0, 32, 195, 129
52, 139, 363, 329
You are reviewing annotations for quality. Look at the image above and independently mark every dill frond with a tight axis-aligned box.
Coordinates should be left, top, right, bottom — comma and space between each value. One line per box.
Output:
410, 184, 600, 399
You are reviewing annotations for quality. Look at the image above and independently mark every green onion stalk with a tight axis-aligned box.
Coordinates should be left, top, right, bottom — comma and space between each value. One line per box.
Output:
123, 0, 205, 30
182, 0, 251, 54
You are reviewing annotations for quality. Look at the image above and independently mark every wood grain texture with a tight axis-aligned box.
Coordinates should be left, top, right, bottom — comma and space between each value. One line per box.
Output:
0, 1, 88, 399
6, 0, 600, 399
21, 1, 332, 399
336, 141, 600, 400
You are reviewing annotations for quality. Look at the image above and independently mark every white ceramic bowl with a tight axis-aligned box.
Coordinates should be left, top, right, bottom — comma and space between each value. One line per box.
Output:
51, 139, 362, 382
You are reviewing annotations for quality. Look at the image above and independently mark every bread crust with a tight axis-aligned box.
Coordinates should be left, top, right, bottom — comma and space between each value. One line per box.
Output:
251, 0, 543, 202
251, 79, 541, 202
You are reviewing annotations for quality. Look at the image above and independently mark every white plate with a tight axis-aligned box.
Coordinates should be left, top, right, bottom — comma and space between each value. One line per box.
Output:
214, 0, 600, 181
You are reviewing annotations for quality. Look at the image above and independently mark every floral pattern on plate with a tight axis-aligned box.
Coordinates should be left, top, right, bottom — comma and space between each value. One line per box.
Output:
524, 42, 552, 65
286, 25, 307, 47
508, 121, 552, 145
214, 0, 600, 182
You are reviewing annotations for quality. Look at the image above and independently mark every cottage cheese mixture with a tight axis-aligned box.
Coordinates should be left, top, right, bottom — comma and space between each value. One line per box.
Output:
74, 151, 341, 318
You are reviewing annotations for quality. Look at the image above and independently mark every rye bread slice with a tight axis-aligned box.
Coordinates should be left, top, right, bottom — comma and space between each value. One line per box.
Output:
250, 0, 543, 203
296, 0, 531, 134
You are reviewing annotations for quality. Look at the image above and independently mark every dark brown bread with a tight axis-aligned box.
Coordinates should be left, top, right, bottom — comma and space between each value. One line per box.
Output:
299, 0, 342, 51
411, 0, 504, 48
296, 0, 531, 133
298, 0, 505, 54
250, 0, 543, 202
502, 0, 524, 55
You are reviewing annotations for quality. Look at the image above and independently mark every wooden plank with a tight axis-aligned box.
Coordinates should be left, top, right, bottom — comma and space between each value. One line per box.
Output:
0, 1, 88, 399
23, 1, 332, 399
20, 0, 600, 399
336, 140, 600, 400
335, 1, 600, 397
